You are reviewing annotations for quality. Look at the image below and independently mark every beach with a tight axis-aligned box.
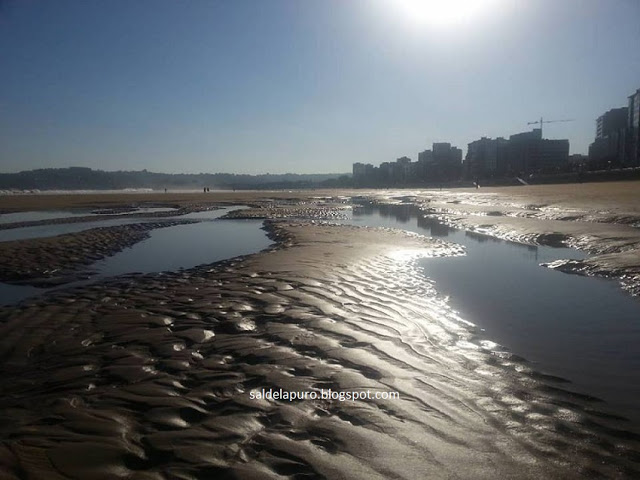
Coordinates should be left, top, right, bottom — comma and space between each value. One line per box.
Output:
1, 182, 640, 479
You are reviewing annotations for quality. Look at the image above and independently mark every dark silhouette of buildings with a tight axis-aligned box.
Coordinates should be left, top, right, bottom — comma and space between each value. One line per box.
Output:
353, 86, 640, 187
506, 129, 569, 175
589, 107, 628, 167
465, 137, 507, 179
465, 129, 569, 179
352, 143, 462, 186
430, 143, 463, 181
597, 107, 627, 138
354, 130, 571, 186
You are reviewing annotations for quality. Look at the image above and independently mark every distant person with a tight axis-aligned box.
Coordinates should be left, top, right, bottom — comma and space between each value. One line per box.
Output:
164, 188, 167, 193
203, 187, 206, 193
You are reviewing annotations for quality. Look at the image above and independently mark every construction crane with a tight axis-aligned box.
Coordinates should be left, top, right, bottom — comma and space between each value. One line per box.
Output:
527, 117, 574, 137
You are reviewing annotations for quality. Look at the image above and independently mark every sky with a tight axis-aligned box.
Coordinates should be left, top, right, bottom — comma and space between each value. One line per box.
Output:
1, 0, 639, 174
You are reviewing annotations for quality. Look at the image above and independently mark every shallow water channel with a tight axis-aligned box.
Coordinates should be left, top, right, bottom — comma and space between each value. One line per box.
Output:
0, 207, 271, 305
347, 203, 640, 424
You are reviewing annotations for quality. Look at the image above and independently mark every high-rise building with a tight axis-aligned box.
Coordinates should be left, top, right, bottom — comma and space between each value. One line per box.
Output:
416, 149, 432, 180
628, 88, 640, 166
496, 130, 538, 174
590, 106, 629, 167
465, 130, 568, 178
394, 156, 412, 183
589, 89, 640, 168
352, 162, 376, 185
432, 142, 451, 157
596, 107, 628, 139
429, 142, 463, 181
536, 139, 570, 171
352, 142, 463, 186
496, 129, 569, 175
452, 147, 463, 163
417, 149, 433, 163
352, 162, 366, 181
465, 137, 507, 178
589, 131, 626, 167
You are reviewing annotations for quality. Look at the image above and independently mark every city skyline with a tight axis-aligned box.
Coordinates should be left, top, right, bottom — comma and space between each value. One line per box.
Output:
1, 0, 640, 174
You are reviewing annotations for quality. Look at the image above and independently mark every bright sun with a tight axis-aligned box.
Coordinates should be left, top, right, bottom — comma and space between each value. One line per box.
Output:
393, 0, 496, 28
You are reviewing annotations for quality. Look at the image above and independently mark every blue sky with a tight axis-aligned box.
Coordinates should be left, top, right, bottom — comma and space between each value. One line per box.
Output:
1, 0, 639, 174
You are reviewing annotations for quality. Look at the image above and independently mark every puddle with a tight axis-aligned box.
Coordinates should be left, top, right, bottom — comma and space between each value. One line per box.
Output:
346, 202, 640, 423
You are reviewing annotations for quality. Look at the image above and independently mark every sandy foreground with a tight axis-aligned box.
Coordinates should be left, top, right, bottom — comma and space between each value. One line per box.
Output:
1, 182, 640, 479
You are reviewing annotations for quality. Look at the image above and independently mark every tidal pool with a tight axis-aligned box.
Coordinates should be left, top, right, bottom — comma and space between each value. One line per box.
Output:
347, 202, 640, 423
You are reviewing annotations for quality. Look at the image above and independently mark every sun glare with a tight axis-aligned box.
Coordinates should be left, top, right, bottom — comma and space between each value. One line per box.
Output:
393, 0, 496, 28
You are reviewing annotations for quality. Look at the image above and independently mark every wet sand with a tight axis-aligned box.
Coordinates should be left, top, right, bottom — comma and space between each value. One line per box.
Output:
1, 182, 640, 478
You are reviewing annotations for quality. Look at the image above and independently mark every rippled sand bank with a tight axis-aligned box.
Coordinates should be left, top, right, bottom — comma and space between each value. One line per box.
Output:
1, 219, 639, 479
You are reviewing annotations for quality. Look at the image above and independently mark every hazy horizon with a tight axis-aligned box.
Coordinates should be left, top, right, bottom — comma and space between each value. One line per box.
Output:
0, 165, 350, 176
1, 0, 639, 174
